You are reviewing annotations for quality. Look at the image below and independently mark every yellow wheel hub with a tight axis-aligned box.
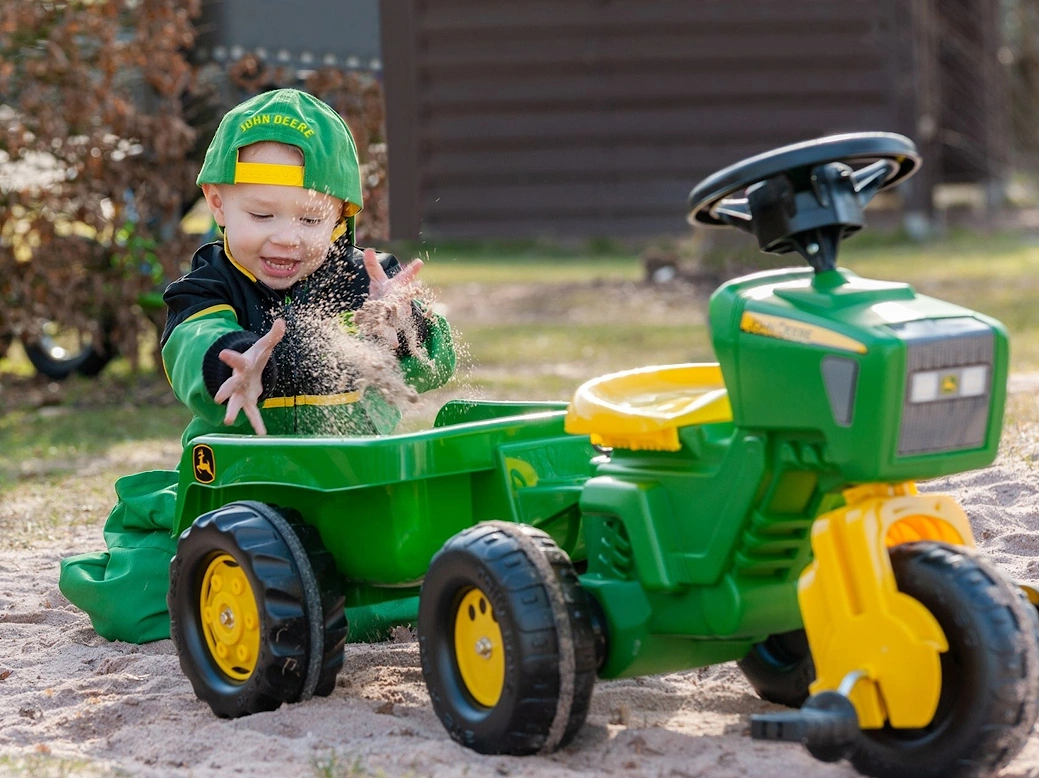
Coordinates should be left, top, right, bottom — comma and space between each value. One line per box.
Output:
200, 553, 260, 681
454, 587, 504, 707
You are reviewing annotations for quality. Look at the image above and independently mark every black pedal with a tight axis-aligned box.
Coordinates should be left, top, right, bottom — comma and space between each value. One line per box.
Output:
752, 712, 810, 742
751, 691, 860, 763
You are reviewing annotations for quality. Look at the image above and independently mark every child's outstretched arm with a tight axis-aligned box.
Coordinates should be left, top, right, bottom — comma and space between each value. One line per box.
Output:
213, 318, 285, 435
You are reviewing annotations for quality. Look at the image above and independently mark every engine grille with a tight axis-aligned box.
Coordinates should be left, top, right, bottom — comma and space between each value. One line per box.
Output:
892, 318, 994, 456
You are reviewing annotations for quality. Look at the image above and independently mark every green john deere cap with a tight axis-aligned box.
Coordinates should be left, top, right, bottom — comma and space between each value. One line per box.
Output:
196, 89, 363, 216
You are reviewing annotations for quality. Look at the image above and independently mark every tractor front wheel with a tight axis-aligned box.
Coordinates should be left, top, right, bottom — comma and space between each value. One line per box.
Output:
849, 541, 1039, 778
168, 502, 346, 717
418, 522, 599, 755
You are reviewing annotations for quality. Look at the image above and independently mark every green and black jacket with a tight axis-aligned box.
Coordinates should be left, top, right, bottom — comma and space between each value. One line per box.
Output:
161, 235, 456, 443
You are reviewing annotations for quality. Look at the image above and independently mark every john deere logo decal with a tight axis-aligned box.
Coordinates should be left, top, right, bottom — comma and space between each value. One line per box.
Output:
740, 312, 867, 354
193, 444, 216, 483
940, 374, 959, 395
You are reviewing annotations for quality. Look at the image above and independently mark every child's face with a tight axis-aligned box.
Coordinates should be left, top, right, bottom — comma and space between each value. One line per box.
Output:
201, 142, 344, 290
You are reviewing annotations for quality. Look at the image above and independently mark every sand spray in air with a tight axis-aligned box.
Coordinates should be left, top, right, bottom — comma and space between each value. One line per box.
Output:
276, 234, 485, 434
352, 279, 486, 409
285, 277, 442, 435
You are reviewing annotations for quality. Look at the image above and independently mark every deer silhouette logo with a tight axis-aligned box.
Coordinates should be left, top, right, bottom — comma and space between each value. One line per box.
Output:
193, 444, 216, 483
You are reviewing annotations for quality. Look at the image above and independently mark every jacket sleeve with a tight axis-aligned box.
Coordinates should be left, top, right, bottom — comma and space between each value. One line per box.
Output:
398, 308, 456, 393
161, 270, 277, 430
161, 308, 256, 431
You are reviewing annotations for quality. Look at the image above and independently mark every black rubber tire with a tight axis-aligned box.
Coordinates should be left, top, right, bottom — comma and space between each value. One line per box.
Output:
22, 324, 115, 380
419, 522, 599, 755
738, 629, 815, 708
848, 541, 1039, 778
168, 502, 345, 717
73, 342, 115, 377
285, 516, 347, 698
235, 501, 347, 700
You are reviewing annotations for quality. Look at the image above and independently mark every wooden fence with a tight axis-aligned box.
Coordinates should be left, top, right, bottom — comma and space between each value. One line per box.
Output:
380, 0, 1004, 239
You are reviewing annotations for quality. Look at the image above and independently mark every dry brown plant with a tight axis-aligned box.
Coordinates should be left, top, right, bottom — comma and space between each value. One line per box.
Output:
1, 2, 388, 372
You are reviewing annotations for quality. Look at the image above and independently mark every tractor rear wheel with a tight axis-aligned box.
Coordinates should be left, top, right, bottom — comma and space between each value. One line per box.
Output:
738, 629, 815, 708
168, 501, 345, 717
418, 522, 599, 755
849, 541, 1039, 778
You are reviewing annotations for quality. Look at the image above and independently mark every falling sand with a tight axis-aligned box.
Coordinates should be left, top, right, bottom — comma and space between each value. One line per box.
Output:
285, 278, 439, 435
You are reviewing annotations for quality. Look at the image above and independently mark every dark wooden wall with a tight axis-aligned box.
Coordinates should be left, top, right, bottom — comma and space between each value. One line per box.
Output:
935, 0, 1006, 184
380, 0, 1003, 240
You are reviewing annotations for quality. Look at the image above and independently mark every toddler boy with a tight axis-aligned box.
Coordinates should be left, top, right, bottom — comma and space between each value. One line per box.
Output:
59, 89, 455, 642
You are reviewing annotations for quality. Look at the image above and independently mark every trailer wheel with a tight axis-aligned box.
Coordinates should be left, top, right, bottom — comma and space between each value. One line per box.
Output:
168, 502, 345, 717
419, 522, 599, 755
738, 629, 815, 708
848, 541, 1039, 778
287, 517, 348, 698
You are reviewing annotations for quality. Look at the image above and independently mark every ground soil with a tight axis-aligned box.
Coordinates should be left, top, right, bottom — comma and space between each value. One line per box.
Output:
5, 447, 1039, 778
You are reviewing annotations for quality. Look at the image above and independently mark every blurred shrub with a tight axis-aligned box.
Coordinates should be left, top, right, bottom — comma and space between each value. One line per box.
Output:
1006, 0, 1039, 173
0, 1, 389, 371
0, 0, 202, 367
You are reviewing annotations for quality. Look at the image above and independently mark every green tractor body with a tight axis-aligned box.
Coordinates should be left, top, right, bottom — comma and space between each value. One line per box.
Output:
171, 261, 1007, 675
713, 266, 1005, 482
578, 265, 1007, 678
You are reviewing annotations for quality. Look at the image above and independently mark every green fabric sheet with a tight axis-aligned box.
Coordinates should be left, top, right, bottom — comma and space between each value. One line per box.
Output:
59, 469, 179, 643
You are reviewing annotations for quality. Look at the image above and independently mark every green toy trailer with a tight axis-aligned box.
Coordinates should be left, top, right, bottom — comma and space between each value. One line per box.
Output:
168, 134, 1039, 778
167, 399, 596, 709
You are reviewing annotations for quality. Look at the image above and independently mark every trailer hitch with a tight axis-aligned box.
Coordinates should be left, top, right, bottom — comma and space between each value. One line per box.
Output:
750, 671, 863, 763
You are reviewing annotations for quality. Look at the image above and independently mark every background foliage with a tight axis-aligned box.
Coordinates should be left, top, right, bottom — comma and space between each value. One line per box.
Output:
0, 0, 201, 364
0, 0, 387, 370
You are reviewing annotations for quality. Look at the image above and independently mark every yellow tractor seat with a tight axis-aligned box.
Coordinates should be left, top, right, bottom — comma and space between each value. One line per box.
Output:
565, 363, 732, 452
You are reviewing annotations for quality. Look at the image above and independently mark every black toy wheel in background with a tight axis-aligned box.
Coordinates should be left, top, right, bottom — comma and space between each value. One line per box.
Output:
687, 132, 920, 228
22, 320, 115, 380
738, 628, 815, 709
848, 541, 1039, 778
418, 522, 599, 755
168, 501, 345, 717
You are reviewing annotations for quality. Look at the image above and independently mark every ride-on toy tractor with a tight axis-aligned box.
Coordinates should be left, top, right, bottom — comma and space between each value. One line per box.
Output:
167, 133, 1039, 778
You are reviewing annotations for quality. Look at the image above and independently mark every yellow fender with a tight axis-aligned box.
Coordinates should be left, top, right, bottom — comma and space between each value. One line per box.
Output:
798, 482, 976, 729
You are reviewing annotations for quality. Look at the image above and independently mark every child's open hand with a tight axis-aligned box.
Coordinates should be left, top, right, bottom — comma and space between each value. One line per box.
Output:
213, 318, 286, 435
363, 248, 423, 301
361, 248, 425, 348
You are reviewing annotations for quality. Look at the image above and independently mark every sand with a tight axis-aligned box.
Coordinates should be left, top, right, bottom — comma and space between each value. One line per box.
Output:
5, 408, 1039, 777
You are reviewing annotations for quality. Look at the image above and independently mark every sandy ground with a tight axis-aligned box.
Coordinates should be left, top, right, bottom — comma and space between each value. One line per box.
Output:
5, 383, 1039, 776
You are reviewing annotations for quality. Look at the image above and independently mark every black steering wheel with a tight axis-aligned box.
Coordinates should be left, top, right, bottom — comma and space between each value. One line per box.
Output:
687, 133, 921, 272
